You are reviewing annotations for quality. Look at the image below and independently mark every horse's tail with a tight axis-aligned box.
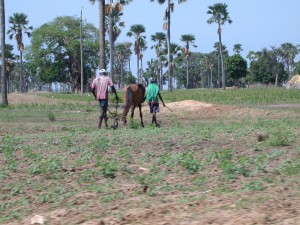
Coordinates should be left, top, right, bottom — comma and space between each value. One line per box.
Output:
122, 85, 134, 120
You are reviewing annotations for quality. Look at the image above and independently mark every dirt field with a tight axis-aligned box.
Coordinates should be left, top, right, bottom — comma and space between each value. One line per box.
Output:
1, 93, 300, 225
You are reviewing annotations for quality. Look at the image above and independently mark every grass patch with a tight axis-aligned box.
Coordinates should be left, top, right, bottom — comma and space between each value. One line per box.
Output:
0, 88, 300, 224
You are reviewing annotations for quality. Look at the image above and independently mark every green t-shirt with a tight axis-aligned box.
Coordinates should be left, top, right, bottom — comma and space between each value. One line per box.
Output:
146, 83, 160, 103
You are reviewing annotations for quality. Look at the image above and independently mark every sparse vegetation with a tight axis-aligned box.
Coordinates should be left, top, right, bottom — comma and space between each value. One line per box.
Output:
0, 89, 300, 224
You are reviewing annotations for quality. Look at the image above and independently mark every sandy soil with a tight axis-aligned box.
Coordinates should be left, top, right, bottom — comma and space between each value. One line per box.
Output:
2, 93, 300, 225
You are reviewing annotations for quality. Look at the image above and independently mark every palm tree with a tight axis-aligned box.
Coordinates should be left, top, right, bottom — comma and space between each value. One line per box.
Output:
164, 42, 181, 89
202, 54, 214, 88
180, 34, 196, 89
151, 32, 166, 89
270, 46, 284, 86
115, 42, 132, 88
233, 43, 243, 54
150, 0, 187, 91
7, 12, 32, 93
207, 3, 232, 88
0, 0, 8, 106
89, 0, 106, 70
115, 43, 126, 88
106, 0, 132, 82
246, 50, 257, 87
213, 42, 221, 87
4, 44, 15, 93
139, 41, 147, 85
127, 24, 146, 83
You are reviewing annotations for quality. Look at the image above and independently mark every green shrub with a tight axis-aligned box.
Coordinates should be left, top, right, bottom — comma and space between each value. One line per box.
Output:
47, 112, 56, 121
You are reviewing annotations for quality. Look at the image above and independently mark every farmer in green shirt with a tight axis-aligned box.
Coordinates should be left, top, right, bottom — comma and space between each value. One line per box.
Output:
146, 78, 166, 126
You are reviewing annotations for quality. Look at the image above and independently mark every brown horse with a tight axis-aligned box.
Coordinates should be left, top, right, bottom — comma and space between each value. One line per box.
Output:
122, 84, 146, 127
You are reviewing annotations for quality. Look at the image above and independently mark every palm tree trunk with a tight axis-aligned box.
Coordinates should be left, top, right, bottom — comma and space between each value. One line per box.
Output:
287, 61, 291, 79
275, 73, 278, 86
20, 51, 23, 92
99, 0, 105, 69
210, 69, 213, 88
218, 27, 225, 88
10, 70, 13, 93
7, 71, 10, 93
128, 57, 131, 72
160, 59, 163, 90
136, 54, 139, 83
120, 60, 124, 88
186, 58, 189, 89
207, 71, 209, 88
275, 66, 279, 86
217, 53, 221, 88
167, 0, 172, 91
109, 6, 114, 81
0, 0, 8, 105
140, 57, 143, 84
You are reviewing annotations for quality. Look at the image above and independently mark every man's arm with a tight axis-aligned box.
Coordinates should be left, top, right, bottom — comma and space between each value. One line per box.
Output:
90, 81, 97, 99
91, 88, 96, 99
111, 85, 119, 100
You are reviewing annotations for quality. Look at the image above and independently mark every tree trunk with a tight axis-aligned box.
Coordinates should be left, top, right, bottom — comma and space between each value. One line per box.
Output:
120, 59, 124, 88
217, 53, 221, 88
9, 70, 13, 93
159, 58, 163, 90
99, 0, 105, 70
136, 54, 139, 83
207, 71, 210, 88
7, 71, 10, 93
210, 69, 213, 88
128, 56, 131, 72
20, 51, 23, 92
109, 5, 114, 81
218, 25, 225, 88
0, 0, 8, 106
140, 56, 143, 84
186, 58, 189, 89
80, 7, 83, 95
167, 0, 172, 91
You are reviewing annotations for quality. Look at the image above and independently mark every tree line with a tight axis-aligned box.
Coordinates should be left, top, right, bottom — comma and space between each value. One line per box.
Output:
1, 1, 300, 106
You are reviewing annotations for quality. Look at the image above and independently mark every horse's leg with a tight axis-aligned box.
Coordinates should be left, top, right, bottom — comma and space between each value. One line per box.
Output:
130, 106, 135, 119
122, 85, 133, 126
139, 105, 144, 127
122, 106, 129, 126
122, 116, 127, 126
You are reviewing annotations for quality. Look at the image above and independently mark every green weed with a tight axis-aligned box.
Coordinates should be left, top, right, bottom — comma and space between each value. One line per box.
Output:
28, 157, 62, 175
267, 129, 293, 146
278, 158, 300, 175
47, 111, 56, 121
243, 180, 265, 191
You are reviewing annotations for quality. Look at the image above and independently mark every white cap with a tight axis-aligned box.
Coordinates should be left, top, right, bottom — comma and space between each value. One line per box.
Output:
99, 69, 108, 74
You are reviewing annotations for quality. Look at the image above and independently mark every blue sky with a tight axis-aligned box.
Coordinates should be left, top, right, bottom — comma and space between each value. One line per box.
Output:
6, 0, 300, 71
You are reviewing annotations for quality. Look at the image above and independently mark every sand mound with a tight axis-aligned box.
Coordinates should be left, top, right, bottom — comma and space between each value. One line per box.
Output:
165, 100, 213, 111
288, 75, 300, 85
288, 74, 300, 87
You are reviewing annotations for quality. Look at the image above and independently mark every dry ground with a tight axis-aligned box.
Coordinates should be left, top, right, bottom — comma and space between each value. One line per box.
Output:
2, 93, 300, 225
